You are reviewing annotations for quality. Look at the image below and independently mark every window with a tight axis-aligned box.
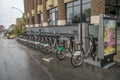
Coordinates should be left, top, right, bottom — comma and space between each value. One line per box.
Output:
117, 8, 120, 22
105, 0, 120, 26
32, 16, 35, 25
105, 0, 119, 15
82, 2, 91, 22
82, 0, 91, 4
106, 6, 117, 15
118, 0, 120, 6
48, 8, 58, 26
27, 18, 30, 24
118, 8, 120, 15
66, 0, 91, 24
106, 0, 116, 6
38, 13, 43, 26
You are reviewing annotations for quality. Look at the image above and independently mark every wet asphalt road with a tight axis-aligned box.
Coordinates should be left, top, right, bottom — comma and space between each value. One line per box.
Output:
0, 35, 120, 80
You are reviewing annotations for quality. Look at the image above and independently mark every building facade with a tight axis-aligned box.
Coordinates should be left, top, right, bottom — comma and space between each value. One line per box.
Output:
24, 0, 120, 28
0, 25, 5, 33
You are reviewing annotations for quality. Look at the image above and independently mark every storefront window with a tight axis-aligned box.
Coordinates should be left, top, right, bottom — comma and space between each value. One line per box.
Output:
38, 13, 43, 26
27, 18, 30, 24
117, 8, 120, 15
82, 0, 91, 4
105, 0, 120, 26
106, 0, 116, 6
66, 0, 91, 24
105, 6, 116, 15
32, 16, 35, 25
74, 0, 80, 6
82, 2, 91, 22
105, 0, 120, 15
48, 8, 58, 26
118, 0, 120, 6
67, 2, 72, 7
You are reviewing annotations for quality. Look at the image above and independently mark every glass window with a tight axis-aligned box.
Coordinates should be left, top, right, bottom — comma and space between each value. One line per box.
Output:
53, 12, 56, 20
27, 18, 30, 24
106, 0, 116, 6
40, 14, 43, 26
32, 16, 35, 25
106, 0, 109, 4
118, 7, 120, 15
48, 8, 58, 26
105, 0, 118, 15
118, 0, 120, 6
110, 0, 116, 5
67, 2, 72, 7
117, 8, 120, 22
106, 6, 116, 15
38, 13, 43, 26
82, 3, 91, 22
82, 0, 91, 4
74, 6, 80, 17
38, 14, 40, 24
67, 8, 73, 18
66, 0, 91, 24
105, 0, 120, 26
74, 0, 80, 6
67, 19, 72, 24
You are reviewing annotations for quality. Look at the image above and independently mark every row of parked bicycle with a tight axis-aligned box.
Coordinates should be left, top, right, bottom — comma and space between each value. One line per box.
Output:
16, 32, 98, 67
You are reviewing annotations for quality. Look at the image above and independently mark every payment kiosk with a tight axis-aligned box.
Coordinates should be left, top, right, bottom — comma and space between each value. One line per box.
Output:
98, 14, 117, 67
84, 14, 117, 68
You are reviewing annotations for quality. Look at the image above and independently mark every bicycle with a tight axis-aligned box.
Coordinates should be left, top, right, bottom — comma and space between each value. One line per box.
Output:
56, 35, 74, 60
71, 35, 97, 67
50, 35, 60, 53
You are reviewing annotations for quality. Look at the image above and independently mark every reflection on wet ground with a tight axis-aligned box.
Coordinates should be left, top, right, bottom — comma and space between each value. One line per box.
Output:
0, 38, 120, 80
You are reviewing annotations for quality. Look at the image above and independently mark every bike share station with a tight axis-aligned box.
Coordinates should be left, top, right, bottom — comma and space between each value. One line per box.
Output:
84, 14, 117, 69
25, 13, 117, 68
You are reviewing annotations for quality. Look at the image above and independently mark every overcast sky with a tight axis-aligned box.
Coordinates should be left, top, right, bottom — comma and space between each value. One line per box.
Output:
0, 0, 24, 29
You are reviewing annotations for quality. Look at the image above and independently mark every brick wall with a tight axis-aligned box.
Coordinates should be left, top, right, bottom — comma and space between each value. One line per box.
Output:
58, 0, 65, 20
91, 0, 105, 16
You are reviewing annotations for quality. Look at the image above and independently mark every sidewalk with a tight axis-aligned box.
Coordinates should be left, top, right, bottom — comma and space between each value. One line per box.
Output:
114, 44, 120, 63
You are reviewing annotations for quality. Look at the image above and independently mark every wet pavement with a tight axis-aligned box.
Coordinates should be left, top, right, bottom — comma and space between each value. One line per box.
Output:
114, 44, 120, 62
0, 35, 120, 80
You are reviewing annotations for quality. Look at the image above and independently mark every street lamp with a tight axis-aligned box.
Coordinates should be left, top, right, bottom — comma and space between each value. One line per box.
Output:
12, 7, 24, 15
12, 7, 26, 33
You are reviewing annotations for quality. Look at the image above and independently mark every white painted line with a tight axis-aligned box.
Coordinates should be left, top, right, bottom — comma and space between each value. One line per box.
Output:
103, 62, 116, 69
43, 58, 54, 62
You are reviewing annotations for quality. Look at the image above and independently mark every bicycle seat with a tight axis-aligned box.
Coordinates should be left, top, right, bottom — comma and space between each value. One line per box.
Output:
75, 42, 82, 45
60, 40, 65, 44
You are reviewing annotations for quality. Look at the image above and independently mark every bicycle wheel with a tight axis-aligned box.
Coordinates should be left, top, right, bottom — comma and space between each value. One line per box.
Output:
71, 51, 83, 67
44, 47, 51, 54
56, 51, 65, 60
91, 50, 96, 60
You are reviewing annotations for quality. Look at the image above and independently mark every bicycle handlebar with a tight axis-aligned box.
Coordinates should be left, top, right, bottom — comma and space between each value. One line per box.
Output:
84, 35, 98, 41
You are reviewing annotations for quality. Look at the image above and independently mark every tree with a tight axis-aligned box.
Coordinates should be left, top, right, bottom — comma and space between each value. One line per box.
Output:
12, 15, 26, 37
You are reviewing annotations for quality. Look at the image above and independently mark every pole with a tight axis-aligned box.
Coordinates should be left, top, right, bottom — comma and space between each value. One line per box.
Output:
80, 0, 83, 44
